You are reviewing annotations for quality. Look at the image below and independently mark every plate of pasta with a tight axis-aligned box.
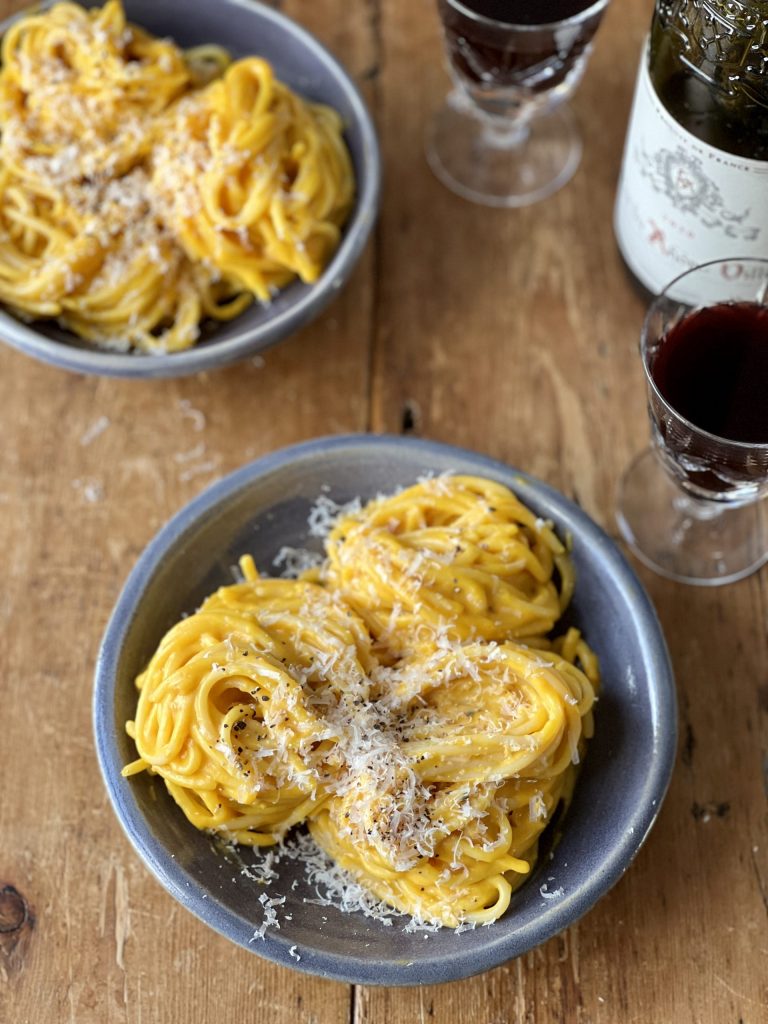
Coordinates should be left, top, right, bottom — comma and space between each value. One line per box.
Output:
94, 435, 677, 985
0, 0, 379, 377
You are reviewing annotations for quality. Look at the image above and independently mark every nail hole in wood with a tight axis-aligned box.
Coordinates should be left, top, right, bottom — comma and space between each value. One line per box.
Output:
400, 399, 420, 436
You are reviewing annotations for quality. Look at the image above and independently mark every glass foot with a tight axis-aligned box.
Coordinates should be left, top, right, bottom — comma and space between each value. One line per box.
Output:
425, 95, 582, 208
616, 448, 768, 586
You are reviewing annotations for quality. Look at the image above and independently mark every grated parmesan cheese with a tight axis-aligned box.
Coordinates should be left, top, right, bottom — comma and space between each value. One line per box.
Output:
307, 493, 362, 538
178, 398, 206, 432
539, 880, 564, 900
249, 893, 286, 941
79, 415, 110, 446
272, 546, 324, 579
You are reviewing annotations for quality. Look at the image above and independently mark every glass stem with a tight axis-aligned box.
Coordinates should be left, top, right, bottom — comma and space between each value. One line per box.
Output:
480, 116, 530, 150
448, 86, 531, 149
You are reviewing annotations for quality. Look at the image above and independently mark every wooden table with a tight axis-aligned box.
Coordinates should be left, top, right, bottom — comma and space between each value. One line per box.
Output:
1, 0, 767, 1021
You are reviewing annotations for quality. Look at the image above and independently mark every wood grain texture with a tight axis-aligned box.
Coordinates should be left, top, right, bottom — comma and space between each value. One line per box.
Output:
0, 0, 765, 1022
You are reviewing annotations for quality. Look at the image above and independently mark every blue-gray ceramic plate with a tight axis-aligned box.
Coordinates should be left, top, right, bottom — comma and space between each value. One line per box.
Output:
0, 0, 379, 378
93, 435, 677, 985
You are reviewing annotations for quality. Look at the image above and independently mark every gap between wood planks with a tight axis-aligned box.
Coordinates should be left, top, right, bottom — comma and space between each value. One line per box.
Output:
363, 0, 384, 435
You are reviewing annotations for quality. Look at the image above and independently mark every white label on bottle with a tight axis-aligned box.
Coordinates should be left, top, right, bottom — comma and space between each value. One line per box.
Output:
614, 45, 768, 298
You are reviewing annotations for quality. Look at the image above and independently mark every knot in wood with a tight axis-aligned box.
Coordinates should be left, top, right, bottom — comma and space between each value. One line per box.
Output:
0, 885, 29, 934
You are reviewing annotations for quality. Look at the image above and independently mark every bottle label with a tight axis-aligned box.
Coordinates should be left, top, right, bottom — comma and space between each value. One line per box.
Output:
614, 45, 768, 297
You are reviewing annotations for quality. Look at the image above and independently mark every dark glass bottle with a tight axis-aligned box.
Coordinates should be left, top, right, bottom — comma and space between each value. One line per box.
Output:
614, 0, 768, 298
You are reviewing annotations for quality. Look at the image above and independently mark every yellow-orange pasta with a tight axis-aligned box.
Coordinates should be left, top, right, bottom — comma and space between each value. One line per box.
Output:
151, 58, 354, 303
0, 0, 354, 352
124, 478, 599, 928
311, 638, 596, 927
124, 574, 375, 845
323, 475, 573, 657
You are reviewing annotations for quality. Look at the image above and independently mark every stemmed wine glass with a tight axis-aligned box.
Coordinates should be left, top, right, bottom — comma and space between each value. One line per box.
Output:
616, 259, 768, 586
427, 0, 611, 207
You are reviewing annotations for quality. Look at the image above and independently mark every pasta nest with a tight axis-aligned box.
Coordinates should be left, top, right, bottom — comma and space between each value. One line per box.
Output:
323, 474, 573, 658
150, 57, 355, 301
124, 578, 375, 846
311, 637, 596, 927
0, 0, 190, 182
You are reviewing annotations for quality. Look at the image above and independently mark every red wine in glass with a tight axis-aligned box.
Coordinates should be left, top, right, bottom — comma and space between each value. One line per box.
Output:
428, 0, 610, 205
652, 303, 768, 444
437, 0, 607, 100
617, 259, 768, 586
648, 301, 768, 494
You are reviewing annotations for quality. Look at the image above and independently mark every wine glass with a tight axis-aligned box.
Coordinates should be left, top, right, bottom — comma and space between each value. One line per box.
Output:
616, 258, 768, 586
427, 0, 610, 207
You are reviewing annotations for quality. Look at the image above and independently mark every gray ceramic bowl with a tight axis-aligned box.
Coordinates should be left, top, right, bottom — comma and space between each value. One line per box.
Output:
94, 435, 677, 985
0, 0, 379, 378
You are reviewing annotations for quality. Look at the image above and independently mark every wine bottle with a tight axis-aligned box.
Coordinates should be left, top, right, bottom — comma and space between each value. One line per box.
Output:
614, 0, 768, 298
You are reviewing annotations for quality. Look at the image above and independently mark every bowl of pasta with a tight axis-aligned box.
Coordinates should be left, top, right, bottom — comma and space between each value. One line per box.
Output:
94, 434, 677, 985
0, 0, 379, 377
